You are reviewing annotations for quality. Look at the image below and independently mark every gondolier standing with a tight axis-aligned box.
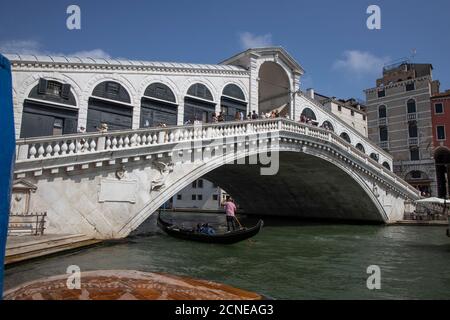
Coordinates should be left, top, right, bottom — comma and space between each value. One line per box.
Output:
223, 196, 238, 232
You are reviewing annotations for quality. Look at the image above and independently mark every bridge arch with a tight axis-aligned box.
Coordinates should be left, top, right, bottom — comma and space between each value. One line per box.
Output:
301, 107, 317, 121
355, 143, 365, 154
258, 61, 291, 116
119, 149, 389, 237
340, 132, 351, 144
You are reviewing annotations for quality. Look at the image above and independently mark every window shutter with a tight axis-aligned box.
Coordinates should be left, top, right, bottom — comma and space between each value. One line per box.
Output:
61, 84, 71, 99
38, 79, 48, 94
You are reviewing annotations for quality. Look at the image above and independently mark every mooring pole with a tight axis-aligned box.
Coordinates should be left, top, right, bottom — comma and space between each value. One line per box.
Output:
0, 54, 15, 298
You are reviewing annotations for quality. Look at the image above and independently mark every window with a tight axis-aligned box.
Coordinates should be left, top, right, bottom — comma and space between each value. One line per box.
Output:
407, 99, 416, 114
379, 126, 388, 142
378, 89, 385, 98
47, 81, 63, 97
437, 125, 446, 140
406, 82, 415, 92
106, 82, 120, 96
351, 110, 355, 116
197, 195, 203, 201
198, 179, 204, 188
378, 105, 387, 118
192, 181, 197, 188
337, 106, 342, 112
409, 122, 418, 138
192, 194, 197, 200
177, 194, 182, 200
213, 195, 219, 201
410, 148, 420, 161
435, 103, 444, 114
363, 115, 366, 121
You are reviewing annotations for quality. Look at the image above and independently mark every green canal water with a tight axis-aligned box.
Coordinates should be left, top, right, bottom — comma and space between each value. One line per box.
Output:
4, 212, 450, 299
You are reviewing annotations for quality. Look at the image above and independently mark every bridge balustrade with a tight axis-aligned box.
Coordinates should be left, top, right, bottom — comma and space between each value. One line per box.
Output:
14, 118, 419, 198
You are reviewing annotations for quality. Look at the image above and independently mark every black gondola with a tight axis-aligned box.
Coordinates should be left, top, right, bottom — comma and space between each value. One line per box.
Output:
157, 213, 264, 245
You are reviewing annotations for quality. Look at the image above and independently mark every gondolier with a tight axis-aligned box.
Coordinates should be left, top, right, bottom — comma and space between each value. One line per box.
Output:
223, 196, 238, 232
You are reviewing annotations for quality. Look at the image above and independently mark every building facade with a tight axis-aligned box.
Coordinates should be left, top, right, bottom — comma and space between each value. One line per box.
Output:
365, 61, 440, 196
311, 90, 368, 137
171, 178, 227, 210
431, 90, 450, 198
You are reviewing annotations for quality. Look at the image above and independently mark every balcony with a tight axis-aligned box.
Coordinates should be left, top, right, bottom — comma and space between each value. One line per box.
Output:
378, 118, 388, 126
379, 141, 389, 150
407, 113, 417, 121
408, 137, 419, 146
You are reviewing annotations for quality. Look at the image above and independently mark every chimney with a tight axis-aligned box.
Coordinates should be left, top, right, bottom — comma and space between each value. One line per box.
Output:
306, 88, 315, 99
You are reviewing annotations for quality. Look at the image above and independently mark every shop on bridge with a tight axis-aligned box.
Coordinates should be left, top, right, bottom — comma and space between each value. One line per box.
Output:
20, 79, 78, 138
140, 83, 178, 128
184, 83, 216, 123
86, 81, 133, 132
220, 84, 247, 121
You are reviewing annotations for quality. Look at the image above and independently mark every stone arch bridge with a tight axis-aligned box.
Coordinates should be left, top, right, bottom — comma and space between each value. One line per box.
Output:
13, 117, 420, 239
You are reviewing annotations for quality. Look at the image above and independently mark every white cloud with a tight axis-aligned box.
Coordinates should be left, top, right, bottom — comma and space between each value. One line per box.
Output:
239, 32, 272, 49
0, 39, 111, 59
333, 50, 390, 75
0, 40, 44, 55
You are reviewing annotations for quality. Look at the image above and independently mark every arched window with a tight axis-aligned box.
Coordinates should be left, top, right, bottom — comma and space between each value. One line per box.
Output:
370, 153, 379, 162
378, 105, 387, 118
187, 83, 213, 101
301, 108, 317, 121
222, 84, 245, 101
221, 84, 247, 121
407, 99, 416, 114
184, 83, 215, 124
382, 162, 391, 170
321, 121, 334, 131
356, 143, 365, 153
20, 79, 78, 138
340, 132, 351, 144
87, 81, 132, 132
92, 81, 131, 103
140, 83, 178, 128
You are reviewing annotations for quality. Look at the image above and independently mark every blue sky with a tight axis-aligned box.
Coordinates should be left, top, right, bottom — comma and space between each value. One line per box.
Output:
1, 0, 449, 100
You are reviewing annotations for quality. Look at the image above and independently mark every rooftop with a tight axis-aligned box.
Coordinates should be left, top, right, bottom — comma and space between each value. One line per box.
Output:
3, 53, 247, 72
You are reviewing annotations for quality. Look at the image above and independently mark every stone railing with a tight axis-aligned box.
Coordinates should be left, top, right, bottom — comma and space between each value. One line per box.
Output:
15, 118, 419, 198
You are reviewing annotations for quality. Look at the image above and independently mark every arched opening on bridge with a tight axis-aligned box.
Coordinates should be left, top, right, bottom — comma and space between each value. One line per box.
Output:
355, 143, 365, 154
340, 132, 351, 144
258, 61, 291, 117
87, 81, 132, 132
184, 83, 216, 124
435, 148, 450, 198
200, 152, 385, 223
140, 83, 178, 128
321, 121, 334, 132
382, 162, 391, 171
221, 84, 247, 121
301, 108, 316, 121
405, 170, 431, 196
370, 153, 379, 162
20, 79, 78, 138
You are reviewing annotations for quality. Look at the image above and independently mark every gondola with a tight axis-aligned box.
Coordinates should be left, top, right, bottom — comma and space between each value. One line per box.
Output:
157, 213, 264, 245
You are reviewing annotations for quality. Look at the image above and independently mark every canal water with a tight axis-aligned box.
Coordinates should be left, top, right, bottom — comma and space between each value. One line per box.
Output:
4, 212, 450, 299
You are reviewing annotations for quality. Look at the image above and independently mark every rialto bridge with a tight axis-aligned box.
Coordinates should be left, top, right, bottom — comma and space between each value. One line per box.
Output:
6, 47, 420, 239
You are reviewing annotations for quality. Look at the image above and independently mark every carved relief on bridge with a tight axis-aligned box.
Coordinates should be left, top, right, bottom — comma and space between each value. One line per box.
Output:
151, 160, 175, 192
10, 179, 37, 215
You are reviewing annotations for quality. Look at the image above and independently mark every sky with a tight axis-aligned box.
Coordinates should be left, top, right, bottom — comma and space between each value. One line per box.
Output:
0, 0, 449, 100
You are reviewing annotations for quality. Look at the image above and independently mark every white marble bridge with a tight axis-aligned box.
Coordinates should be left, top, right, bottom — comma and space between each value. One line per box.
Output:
13, 116, 420, 239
